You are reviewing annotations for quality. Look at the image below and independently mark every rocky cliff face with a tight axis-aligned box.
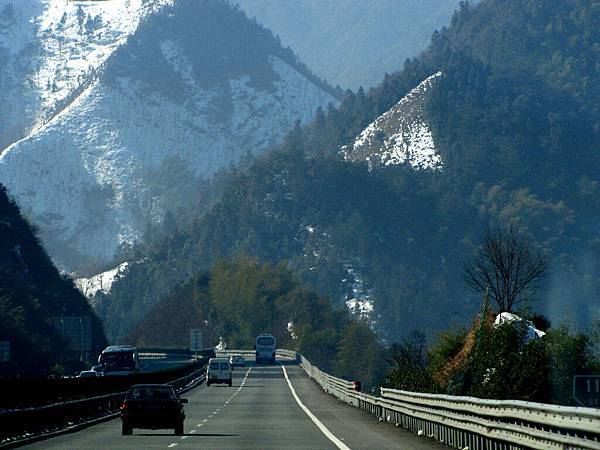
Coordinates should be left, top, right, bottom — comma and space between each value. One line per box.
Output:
0, 0, 337, 273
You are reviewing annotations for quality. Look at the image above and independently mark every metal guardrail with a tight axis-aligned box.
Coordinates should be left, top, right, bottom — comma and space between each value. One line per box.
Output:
288, 350, 600, 450
4, 348, 598, 449
0, 361, 207, 448
216, 349, 256, 357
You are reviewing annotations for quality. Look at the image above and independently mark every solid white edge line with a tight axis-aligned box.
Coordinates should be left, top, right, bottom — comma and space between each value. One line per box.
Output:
280, 363, 350, 450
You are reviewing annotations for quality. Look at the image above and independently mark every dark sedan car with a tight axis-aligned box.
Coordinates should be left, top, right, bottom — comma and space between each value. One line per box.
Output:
120, 384, 187, 435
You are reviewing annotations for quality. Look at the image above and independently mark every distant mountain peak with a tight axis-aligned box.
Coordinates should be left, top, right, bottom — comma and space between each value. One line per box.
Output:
341, 72, 443, 171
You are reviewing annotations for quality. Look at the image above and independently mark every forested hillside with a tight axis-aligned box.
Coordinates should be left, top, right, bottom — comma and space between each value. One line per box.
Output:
0, 185, 106, 377
129, 257, 385, 386
100, 0, 599, 344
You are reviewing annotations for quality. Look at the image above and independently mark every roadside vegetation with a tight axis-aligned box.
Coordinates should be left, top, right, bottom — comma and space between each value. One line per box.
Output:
0, 185, 107, 378
383, 229, 600, 405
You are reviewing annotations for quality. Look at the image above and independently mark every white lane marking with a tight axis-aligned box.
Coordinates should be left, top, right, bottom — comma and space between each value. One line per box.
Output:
202, 419, 208, 423
181, 436, 188, 440
196, 424, 203, 427
168, 444, 178, 448
281, 364, 351, 450
190, 429, 197, 434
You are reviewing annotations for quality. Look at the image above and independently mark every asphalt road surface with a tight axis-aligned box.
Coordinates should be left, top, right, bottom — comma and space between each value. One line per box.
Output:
27, 359, 450, 449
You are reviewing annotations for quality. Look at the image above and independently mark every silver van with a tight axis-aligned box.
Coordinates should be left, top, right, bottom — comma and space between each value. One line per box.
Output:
207, 357, 232, 387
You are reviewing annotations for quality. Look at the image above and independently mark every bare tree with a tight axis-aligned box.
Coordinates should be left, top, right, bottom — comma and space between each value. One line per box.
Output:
464, 228, 550, 312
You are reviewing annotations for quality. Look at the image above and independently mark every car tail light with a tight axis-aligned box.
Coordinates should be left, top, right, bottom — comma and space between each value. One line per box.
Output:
120, 401, 129, 411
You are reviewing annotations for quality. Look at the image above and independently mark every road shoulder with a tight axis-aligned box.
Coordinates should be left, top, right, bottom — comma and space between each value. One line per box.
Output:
284, 364, 451, 450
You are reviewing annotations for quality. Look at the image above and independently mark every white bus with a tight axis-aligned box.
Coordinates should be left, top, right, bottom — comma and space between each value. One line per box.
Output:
98, 345, 139, 376
255, 334, 276, 364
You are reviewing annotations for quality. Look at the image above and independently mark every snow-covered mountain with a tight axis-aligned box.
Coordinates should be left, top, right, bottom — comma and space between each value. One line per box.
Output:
0, 0, 165, 150
0, 0, 338, 273
341, 72, 443, 170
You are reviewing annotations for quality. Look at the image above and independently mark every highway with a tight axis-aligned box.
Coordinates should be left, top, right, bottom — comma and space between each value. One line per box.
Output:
26, 358, 450, 449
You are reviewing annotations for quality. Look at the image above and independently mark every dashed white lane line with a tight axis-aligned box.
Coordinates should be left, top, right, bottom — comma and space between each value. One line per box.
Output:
171, 365, 252, 448
281, 363, 351, 450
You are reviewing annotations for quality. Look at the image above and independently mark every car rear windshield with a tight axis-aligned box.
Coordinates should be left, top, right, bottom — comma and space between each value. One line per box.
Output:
220, 363, 230, 370
257, 337, 274, 345
127, 386, 176, 401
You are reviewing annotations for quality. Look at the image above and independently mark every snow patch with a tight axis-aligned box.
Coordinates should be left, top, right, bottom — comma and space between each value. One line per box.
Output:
341, 72, 443, 170
287, 321, 297, 340
216, 337, 226, 351
343, 264, 375, 324
75, 262, 128, 298
493, 312, 546, 343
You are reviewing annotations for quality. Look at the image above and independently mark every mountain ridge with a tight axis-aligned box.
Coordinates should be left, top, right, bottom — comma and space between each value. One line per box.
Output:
236, 0, 478, 90
0, 0, 339, 274
99, 0, 600, 343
